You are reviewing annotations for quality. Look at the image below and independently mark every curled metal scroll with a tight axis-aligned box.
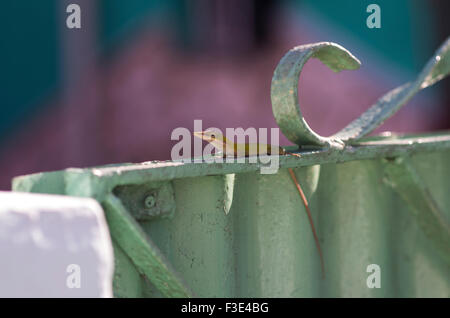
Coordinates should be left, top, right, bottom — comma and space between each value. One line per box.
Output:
271, 38, 450, 149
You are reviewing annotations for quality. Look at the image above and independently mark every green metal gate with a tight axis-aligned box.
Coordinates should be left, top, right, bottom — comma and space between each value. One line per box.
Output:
12, 39, 450, 298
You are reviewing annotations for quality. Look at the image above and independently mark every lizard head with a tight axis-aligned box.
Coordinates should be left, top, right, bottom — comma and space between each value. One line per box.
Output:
193, 130, 225, 144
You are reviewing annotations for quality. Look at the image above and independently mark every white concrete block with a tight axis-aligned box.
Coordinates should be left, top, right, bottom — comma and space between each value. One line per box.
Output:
0, 191, 114, 297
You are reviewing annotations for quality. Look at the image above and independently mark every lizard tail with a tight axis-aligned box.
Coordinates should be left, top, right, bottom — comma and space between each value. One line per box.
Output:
288, 167, 325, 279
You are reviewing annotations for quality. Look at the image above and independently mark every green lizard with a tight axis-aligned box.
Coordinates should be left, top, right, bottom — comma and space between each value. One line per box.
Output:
193, 130, 325, 278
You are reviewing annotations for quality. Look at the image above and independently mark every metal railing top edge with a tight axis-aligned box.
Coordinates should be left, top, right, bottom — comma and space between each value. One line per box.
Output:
11, 132, 450, 188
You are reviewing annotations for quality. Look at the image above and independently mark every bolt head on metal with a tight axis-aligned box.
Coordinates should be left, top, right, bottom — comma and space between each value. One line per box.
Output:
144, 195, 156, 209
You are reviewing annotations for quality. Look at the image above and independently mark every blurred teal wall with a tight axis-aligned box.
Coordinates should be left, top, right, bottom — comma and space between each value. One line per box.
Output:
0, 1, 60, 140
100, 0, 166, 49
0, 0, 164, 143
296, 0, 438, 73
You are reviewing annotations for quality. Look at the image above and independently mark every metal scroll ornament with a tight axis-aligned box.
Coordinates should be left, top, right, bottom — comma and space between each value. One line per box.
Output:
271, 38, 450, 149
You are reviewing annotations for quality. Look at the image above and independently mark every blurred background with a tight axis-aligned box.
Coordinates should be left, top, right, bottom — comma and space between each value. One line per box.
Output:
0, 0, 449, 190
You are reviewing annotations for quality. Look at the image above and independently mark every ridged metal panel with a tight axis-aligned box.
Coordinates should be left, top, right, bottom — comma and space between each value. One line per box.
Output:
145, 154, 449, 297
11, 149, 450, 297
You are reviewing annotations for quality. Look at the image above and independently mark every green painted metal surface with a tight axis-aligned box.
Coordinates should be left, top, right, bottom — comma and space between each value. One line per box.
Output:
383, 158, 450, 264
11, 39, 450, 297
103, 194, 193, 297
